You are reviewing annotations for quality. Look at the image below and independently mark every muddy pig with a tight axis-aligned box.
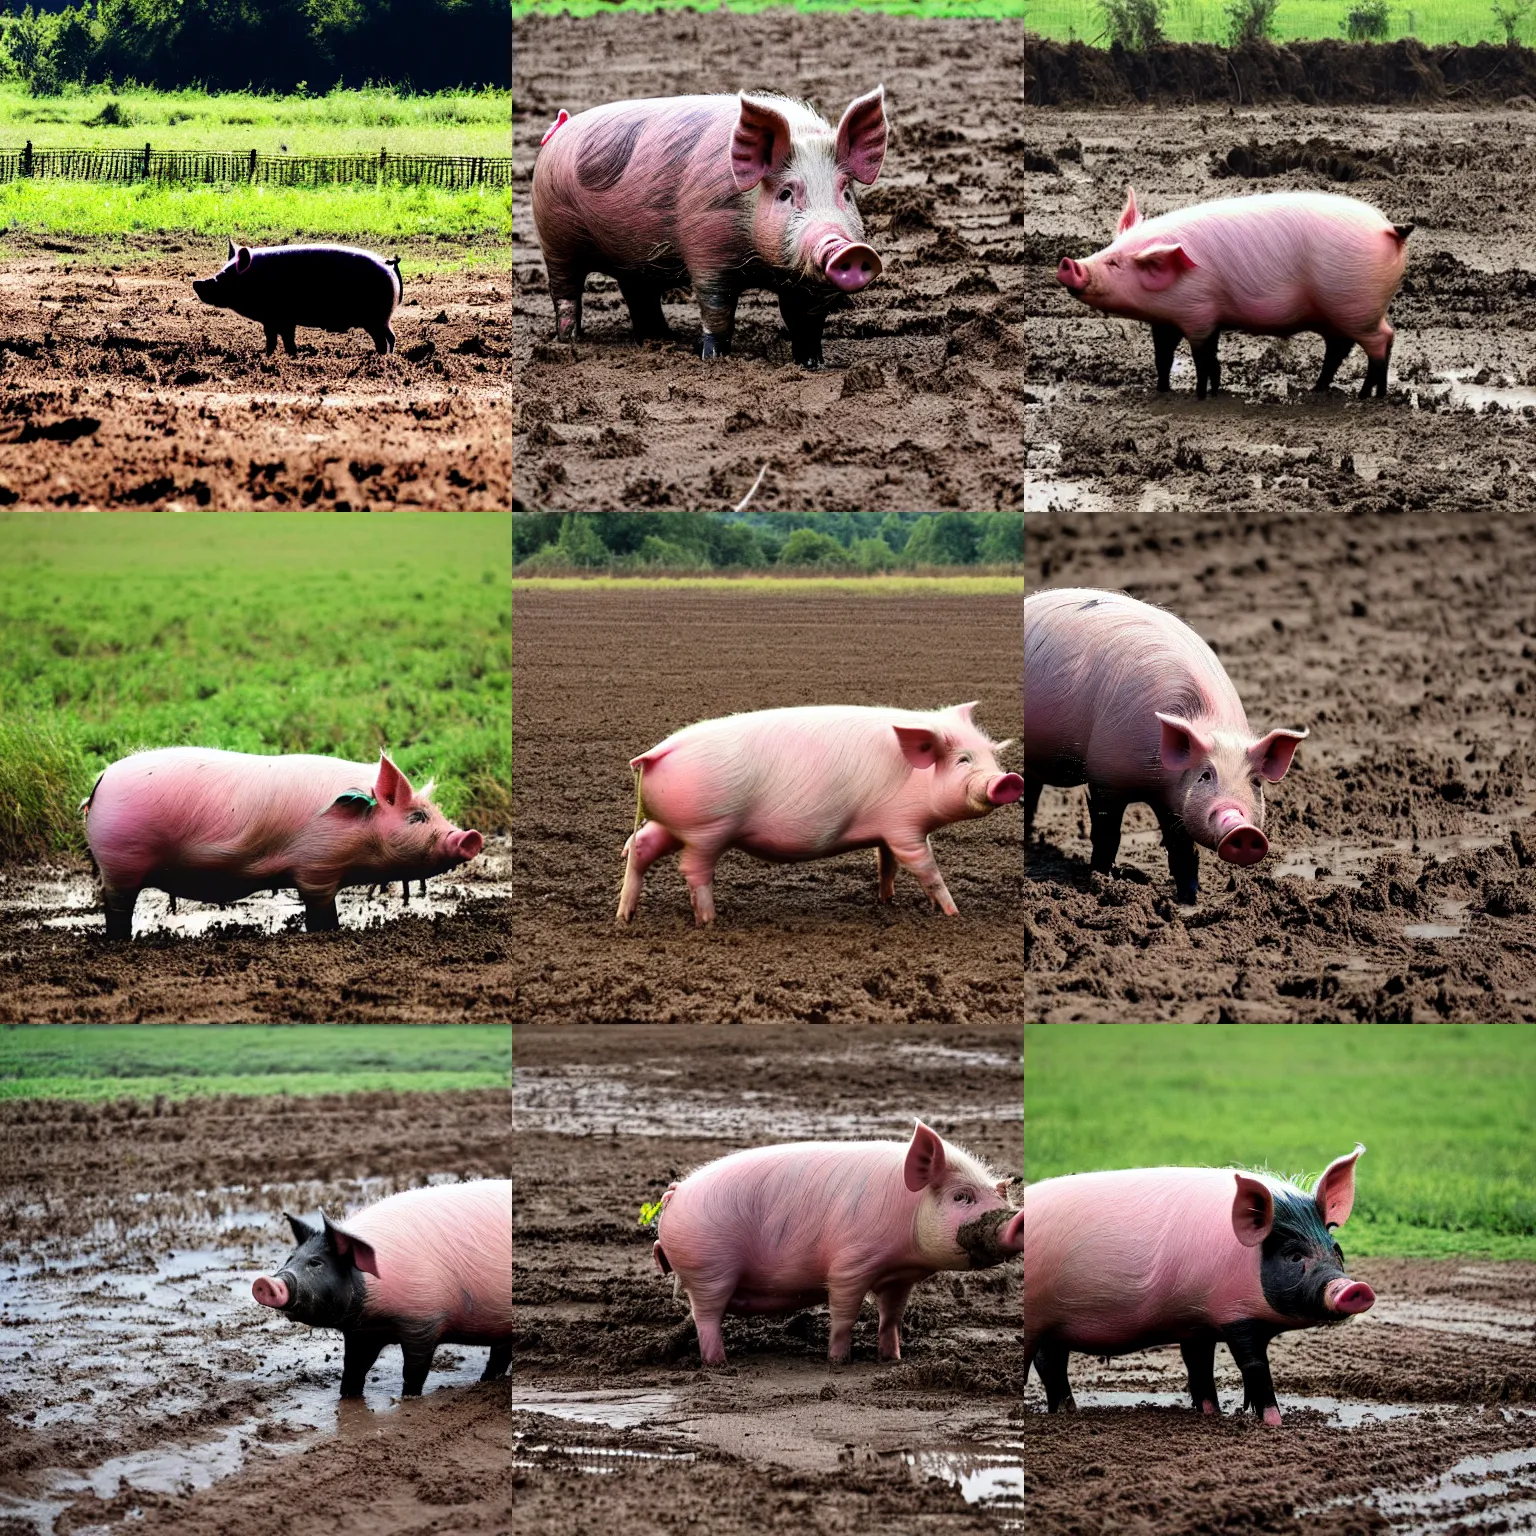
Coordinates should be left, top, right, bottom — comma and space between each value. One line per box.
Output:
618, 702, 1023, 926
1056, 188, 1411, 398
83, 747, 483, 939
1024, 588, 1307, 904
1024, 1147, 1374, 1424
192, 239, 403, 355
252, 1180, 512, 1396
532, 88, 887, 366
654, 1121, 1023, 1364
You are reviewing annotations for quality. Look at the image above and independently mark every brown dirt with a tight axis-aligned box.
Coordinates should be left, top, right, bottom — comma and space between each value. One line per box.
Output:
0, 1089, 512, 1535
511, 13, 1025, 512
1025, 1258, 1536, 1535
1023, 99, 1536, 1022
510, 588, 1024, 1024
0, 234, 508, 510
512, 1020, 1022, 1534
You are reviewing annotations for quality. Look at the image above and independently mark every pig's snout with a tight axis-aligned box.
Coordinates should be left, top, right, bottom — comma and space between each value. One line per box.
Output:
252, 1275, 290, 1308
1057, 257, 1089, 294
1325, 1278, 1375, 1315
1212, 806, 1268, 865
192, 279, 215, 302
823, 241, 882, 293
987, 773, 1025, 807
447, 829, 484, 862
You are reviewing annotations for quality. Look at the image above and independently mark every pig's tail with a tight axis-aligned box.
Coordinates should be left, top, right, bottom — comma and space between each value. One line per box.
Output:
633, 762, 645, 836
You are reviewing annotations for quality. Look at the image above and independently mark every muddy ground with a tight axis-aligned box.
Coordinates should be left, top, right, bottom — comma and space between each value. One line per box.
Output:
1025, 1258, 1536, 1535
0, 234, 508, 510
512, 1020, 1022, 1533
1023, 101, 1536, 1021
510, 588, 1023, 1024
0, 837, 516, 1023
0, 1088, 512, 1535
511, 13, 1025, 512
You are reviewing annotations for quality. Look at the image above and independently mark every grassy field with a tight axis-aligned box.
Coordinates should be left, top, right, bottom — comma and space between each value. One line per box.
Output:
0, 514, 511, 860
0, 1024, 511, 1099
1028, 0, 1528, 46
1025, 1025, 1536, 1260
514, 0, 1024, 14
514, 573, 1023, 594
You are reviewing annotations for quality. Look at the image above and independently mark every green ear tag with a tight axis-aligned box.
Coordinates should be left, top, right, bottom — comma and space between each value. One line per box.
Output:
334, 789, 377, 811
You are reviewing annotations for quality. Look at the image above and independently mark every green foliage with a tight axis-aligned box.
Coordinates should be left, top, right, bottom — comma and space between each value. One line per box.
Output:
1344, 0, 1391, 34
1225, 0, 1280, 40
1027, 0, 1485, 42
512, 0, 1025, 16
778, 528, 851, 567
1026, 1024, 1536, 1259
849, 536, 895, 572
1491, 0, 1529, 40
1100, 0, 1167, 47
0, 1024, 511, 1099
637, 1197, 663, 1228
554, 513, 609, 568
877, 512, 910, 553
0, 513, 510, 856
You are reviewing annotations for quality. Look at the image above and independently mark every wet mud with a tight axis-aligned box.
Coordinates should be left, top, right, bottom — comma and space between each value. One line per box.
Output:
510, 588, 1024, 1025
513, 1021, 1022, 1533
1023, 100, 1536, 1021
0, 1089, 512, 1535
1025, 1258, 1536, 1535
511, 13, 1025, 512
0, 234, 508, 510
0, 837, 516, 1023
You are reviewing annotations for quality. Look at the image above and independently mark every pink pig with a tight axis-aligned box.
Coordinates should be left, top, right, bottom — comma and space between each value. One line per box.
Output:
532, 88, 887, 367
1023, 1148, 1374, 1425
1024, 588, 1307, 905
1056, 188, 1412, 398
616, 702, 1023, 926
252, 1179, 512, 1397
654, 1121, 1023, 1365
82, 747, 484, 939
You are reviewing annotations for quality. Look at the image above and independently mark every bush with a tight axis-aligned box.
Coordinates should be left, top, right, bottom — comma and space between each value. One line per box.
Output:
1100, 0, 1166, 50
904, 514, 978, 567
977, 513, 1025, 566
553, 513, 608, 569
1225, 0, 1280, 43
1343, 0, 1391, 39
778, 529, 850, 567
637, 534, 708, 570
1492, 0, 1531, 42
850, 537, 895, 572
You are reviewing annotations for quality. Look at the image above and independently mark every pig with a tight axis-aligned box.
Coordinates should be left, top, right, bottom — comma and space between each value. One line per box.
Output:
531, 87, 887, 367
616, 702, 1023, 926
192, 239, 403, 355
1023, 1147, 1374, 1425
82, 747, 483, 940
653, 1121, 1023, 1365
1024, 588, 1307, 905
252, 1180, 512, 1397
1055, 188, 1412, 398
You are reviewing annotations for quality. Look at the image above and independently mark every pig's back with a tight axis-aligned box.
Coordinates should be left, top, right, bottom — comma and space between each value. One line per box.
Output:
350, 1180, 513, 1341
247, 245, 399, 325
1024, 589, 1246, 789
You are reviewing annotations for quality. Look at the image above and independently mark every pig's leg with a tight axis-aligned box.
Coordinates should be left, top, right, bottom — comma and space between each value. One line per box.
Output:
1151, 321, 1181, 393
876, 844, 898, 903
103, 886, 138, 942
777, 288, 828, 370
1033, 1339, 1076, 1412
678, 843, 722, 927
1313, 333, 1354, 392
1192, 330, 1222, 400
281, 327, 298, 356
1357, 319, 1394, 400
339, 1331, 388, 1397
263, 326, 279, 357
874, 1279, 914, 1361
299, 884, 342, 932
1154, 805, 1201, 905
617, 821, 682, 924
1180, 1337, 1221, 1416
1086, 787, 1127, 875
1024, 778, 1042, 846
1224, 1321, 1282, 1425
481, 1341, 511, 1381
368, 325, 394, 355
695, 278, 738, 361
400, 1337, 438, 1397
889, 838, 958, 916
826, 1280, 868, 1363
616, 275, 672, 341
545, 256, 586, 341
686, 1286, 731, 1365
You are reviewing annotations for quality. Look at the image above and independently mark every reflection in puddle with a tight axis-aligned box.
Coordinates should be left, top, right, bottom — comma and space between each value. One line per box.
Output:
1028, 1388, 1456, 1427
513, 1390, 678, 1429
1431, 370, 1536, 413
512, 1437, 697, 1475
912, 1444, 1024, 1507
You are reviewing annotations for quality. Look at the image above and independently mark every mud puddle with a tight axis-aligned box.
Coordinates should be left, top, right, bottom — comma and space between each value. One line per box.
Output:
1304, 1443, 1536, 1534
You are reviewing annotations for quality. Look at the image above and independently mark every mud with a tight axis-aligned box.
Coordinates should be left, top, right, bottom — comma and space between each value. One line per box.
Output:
512, 1020, 1022, 1533
0, 234, 508, 510
511, 13, 1025, 512
0, 1089, 512, 1535
1023, 99, 1536, 1020
1024, 1259, 1536, 1535
510, 588, 1024, 1024
0, 837, 515, 1022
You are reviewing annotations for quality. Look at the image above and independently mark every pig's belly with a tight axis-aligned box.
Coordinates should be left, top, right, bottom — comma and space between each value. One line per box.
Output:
1054, 1308, 1219, 1354
726, 1286, 829, 1315
732, 828, 874, 863
150, 864, 283, 905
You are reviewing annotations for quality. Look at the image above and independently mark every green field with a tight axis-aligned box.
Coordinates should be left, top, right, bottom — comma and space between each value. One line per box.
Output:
0, 1023, 510, 1099
1025, 1025, 1536, 1260
515, 573, 1023, 594
1029, 0, 1527, 46
514, 0, 1024, 15
0, 513, 511, 860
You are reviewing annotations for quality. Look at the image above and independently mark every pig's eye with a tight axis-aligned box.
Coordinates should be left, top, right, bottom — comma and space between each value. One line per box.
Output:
1251, 777, 1263, 789
778, 186, 793, 202
958, 753, 973, 765
953, 1190, 974, 1204
307, 1258, 321, 1269
407, 809, 428, 825
1199, 769, 1212, 783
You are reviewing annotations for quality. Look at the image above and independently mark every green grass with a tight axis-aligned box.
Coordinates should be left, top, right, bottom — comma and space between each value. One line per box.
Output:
0, 1024, 510, 1099
0, 86, 512, 156
1029, 0, 1528, 46
514, 573, 1023, 594
515, 0, 1023, 15
0, 513, 511, 859
1025, 1025, 1536, 1260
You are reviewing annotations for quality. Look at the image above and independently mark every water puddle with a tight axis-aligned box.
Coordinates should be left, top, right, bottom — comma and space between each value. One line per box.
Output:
1404, 923, 1463, 940
911, 1444, 1024, 1507
513, 1390, 679, 1429
512, 1436, 697, 1475
1430, 370, 1536, 413
1372, 1295, 1535, 1344
1274, 825, 1528, 888
1025, 1388, 1457, 1427
1303, 1443, 1536, 1534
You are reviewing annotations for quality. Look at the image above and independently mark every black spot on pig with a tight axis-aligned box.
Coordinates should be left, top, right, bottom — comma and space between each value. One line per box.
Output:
1258, 1188, 1352, 1321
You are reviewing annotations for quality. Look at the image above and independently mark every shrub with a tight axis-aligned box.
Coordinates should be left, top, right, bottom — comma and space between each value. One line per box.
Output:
1100, 0, 1166, 50
850, 537, 896, 572
777, 529, 850, 567
1343, 0, 1391, 39
1225, 0, 1281, 43
1492, 0, 1531, 42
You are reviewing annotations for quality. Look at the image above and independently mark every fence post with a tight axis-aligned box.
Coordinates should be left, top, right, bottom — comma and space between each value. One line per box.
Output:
249, 147, 257, 180
142, 141, 151, 179
23, 140, 31, 177
379, 146, 386, 186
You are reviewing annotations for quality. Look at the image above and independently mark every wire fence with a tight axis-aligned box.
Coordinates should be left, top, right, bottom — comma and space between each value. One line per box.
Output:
0, 143, 512, 189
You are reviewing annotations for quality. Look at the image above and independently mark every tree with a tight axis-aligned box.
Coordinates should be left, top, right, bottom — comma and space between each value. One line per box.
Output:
778, 529, 850, 567
978, 514, 1024, 565
554, 513, 608, 568
850, 537, 895, 572
877, 513, 911, 553
903, 514, 978, 567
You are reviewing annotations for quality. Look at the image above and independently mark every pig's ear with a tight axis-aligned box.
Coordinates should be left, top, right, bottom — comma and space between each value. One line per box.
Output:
903, 1119, 947, 1191
835, 85, 887, 185
1155, 712, 1215, 771
948, 701, 980, 726
1249, 727, 1308, 783
373, 752, 415, 809
1130, 242, 1196, 291
322, 1213, 381, 1277
1117, 186, 1140, 234
1315, 1144, 1364, 1230
329, 788, 376, 817
993, 1179, 1011, 1198
732, 94, 793, 190
893, 725, 948, 770
285, 1211, 316, 1244
1001, 1209, 1025, 1254
235, 245, 252, 273
1231, 1174, 1275, 1247
227, 236, 237, 260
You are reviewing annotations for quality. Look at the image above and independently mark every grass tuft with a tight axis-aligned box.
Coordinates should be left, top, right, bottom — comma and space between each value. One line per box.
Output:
0, 709, 89, 860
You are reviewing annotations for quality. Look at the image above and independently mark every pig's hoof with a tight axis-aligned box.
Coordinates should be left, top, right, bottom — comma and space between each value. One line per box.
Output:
1262, 1406, 1283, 1427
699, 334, 731, 360
1201, 1399, 1220, 1416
